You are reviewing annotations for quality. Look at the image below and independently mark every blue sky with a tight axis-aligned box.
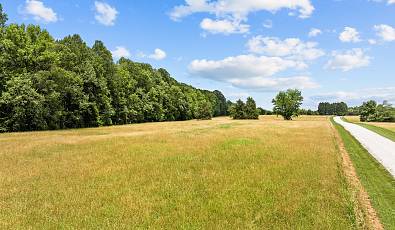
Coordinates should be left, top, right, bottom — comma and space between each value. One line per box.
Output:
2, 0, 395, 109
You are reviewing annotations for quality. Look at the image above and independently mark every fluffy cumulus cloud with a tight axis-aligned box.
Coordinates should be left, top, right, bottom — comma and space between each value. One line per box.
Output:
246, 36, 325, 64
374, 24, 395, 41
325, 48, 371, 72
111, 46, 131, 59
149, 49, 167, 60
339, 27, 361, 43
189, 54, 318, 91
310, 87, 395, 105
170, 0, 314, 34
308, 28, 322, 37
21, 0, 58, 23
200, 18, 249, 34
94, 1, 118, 26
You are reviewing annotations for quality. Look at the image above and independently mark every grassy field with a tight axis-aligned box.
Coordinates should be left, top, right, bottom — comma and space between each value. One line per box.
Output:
333, 118, 395, 229
1, 116, 359, 229
344, 116, 395, 141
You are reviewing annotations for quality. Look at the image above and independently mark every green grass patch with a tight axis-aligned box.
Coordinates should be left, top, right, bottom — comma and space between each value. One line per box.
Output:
332, 118, 395, 229
343, 116, 395, 141
356, 123, 395, 142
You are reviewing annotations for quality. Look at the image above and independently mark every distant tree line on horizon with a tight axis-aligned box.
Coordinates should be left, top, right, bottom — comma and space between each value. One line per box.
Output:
317, 102, 348, 116
317, 100, 394, 122
0, 5, 230, 132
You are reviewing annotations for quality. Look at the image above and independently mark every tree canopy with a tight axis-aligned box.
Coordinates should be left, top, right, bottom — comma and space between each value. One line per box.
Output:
228, 97, 259, 120
359, 100, 395, 122
0, 4, 7, 27
0, 5, 227, 132
272, 89, 303, 120
317, 102, 348, 116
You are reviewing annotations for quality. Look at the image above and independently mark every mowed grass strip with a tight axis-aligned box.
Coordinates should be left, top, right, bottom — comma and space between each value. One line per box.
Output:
344, 116, 395, 141
356, 123, 395, 142
332, 118, 395, 229
0, 116, 356, 229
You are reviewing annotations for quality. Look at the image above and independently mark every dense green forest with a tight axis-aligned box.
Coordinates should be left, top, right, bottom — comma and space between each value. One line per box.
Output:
317, 102, 348, 116
0, 5, 228, 132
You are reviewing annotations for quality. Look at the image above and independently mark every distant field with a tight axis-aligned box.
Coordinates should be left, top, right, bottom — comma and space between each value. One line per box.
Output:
345, 116, 361, 123
0, 116, 357, 229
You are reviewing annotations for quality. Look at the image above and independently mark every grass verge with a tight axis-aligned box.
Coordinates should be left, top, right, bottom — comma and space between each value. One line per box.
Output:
355, 123, 395, 142
332, 118, 395, 229
343, 117, 395, 141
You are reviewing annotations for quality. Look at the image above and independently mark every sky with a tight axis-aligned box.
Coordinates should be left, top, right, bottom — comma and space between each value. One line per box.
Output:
2, 0, 395, 109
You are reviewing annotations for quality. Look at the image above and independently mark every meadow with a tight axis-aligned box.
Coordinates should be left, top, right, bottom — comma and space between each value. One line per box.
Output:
1, 116, 359, 229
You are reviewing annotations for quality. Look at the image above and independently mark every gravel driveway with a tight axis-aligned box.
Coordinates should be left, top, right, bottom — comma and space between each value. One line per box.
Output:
334, 116, 395, 177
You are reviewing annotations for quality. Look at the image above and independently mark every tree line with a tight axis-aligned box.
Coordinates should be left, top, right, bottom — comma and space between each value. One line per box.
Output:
317, 102, 348, 116
0, 5, 228, 132
316, 100, 394, 122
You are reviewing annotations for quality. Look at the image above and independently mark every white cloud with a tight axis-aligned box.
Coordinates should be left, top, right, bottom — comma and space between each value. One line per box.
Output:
370, 0, 395, 4
229, 76, 319, 91
310, 87, 395, 105
263, 20, 273, 29
368, 39, 377, 45
190, 55, 301, 79
170, 0, 313, 35
94, 1, 118, 26
308, 28, 322, 37
111, 46, 131, 59
374, 24, 395, 41
200, 18, 249, 34
22, 0, 58, 23
188, 54, 318, 91
170, 0, 314, 20
339, 27, 361, 43
246, 36, 325, 64
148, 49, 167, 60
325, 48, 371, 72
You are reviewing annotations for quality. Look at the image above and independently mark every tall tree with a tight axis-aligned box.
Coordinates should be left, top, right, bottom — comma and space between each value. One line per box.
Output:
0, 76, 46, 131
272, 89, 303, 120
245, 97, 259, 119
0, 3, 7, 27
360, 100, 377, 122
229, 99, 245, 119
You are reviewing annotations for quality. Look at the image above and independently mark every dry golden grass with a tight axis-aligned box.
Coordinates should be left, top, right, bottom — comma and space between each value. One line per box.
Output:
344, 116, 361, 123
0, 116, 357, 229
